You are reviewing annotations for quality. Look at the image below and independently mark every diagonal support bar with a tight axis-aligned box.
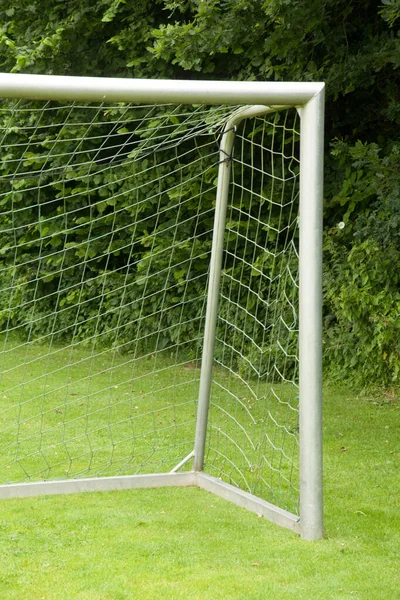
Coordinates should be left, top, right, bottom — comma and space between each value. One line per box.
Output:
193, 105, 283, 473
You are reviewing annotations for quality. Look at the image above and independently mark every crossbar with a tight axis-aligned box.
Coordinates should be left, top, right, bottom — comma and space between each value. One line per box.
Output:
0, 73, 324, 105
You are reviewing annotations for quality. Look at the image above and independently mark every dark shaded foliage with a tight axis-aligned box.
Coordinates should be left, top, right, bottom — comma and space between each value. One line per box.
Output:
0, 0, 399, 385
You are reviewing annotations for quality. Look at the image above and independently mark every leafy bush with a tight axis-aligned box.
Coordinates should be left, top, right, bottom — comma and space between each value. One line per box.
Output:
324, 237, 400, 386
0, 0, 399, 387
324, 140, 400, 386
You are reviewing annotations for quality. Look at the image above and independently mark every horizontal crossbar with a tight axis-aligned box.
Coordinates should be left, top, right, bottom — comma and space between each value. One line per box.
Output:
0, 72, 324, 105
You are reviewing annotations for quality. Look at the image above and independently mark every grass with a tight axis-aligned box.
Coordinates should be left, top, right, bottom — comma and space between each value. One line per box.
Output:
0, 337, 399, 598
0, 334, 300, 512
0, 336, 200, 481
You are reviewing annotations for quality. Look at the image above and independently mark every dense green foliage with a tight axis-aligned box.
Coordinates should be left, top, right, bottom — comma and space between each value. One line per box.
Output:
0, 0, 399, 386
0, 102, 299, 385
0, 102, 219, 356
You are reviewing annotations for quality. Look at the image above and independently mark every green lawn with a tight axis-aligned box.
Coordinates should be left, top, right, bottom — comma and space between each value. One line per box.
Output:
0, 383, 399, 599
0, 336, 200, 482
0, 334, 300, 513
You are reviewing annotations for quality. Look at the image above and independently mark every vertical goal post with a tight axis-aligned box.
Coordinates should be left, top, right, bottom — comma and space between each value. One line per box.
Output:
0, 73, 324, 540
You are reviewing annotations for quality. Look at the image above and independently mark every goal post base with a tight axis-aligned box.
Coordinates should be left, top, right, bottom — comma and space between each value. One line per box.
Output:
0, 471, 301, 536
196, 473, 301, 535
0, 472, 196, 499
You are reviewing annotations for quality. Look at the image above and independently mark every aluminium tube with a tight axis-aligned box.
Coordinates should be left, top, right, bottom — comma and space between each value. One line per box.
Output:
193, 105, 279, 473
298, 86, 325, 540
0, 72, 324, 106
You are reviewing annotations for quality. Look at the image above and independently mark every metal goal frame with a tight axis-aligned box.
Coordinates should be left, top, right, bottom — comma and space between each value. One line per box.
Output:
0, 74, 324, 540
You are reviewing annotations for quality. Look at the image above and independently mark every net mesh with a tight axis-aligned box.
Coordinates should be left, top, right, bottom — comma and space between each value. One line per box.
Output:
0, 100, 300, 514
207, 112, 300, 514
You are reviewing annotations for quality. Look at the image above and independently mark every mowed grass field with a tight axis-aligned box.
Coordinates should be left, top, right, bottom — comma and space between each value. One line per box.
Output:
0, 337, 399, 598
0, 335, 200, 483
0, 334, 300, 513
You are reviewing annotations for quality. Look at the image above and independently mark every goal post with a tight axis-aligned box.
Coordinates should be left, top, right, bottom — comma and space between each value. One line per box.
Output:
298, 92, 324, 540
0, 73, 324, 540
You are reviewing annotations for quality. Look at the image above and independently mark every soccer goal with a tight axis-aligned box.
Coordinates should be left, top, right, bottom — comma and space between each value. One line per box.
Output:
0, 74, 324, 540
